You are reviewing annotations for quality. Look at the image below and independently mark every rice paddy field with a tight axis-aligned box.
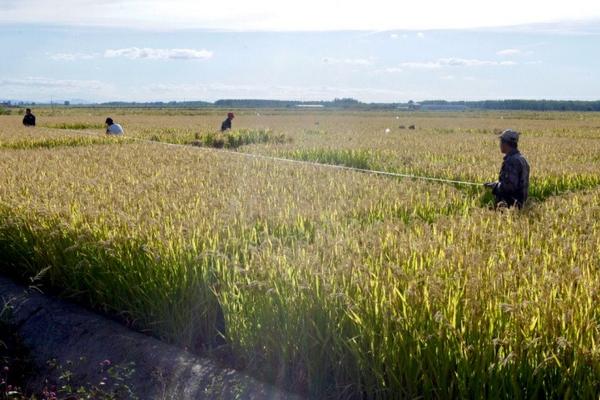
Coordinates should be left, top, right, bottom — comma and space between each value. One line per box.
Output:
0, 108, 599, 398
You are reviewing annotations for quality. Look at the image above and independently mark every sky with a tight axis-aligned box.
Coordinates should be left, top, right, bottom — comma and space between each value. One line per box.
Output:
1, 0, 600, 103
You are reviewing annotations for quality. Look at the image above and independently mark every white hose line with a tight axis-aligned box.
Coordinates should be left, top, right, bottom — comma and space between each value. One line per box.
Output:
51, 127, 484, 187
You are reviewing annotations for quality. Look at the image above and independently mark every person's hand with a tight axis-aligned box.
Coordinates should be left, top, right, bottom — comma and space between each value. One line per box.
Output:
484, 182, 497, 188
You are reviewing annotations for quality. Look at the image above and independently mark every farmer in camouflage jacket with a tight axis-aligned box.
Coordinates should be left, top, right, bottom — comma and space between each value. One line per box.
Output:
485, 129, 530, 209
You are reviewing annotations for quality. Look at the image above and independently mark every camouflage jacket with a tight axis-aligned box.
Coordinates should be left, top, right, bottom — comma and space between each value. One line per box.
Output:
493, 149, 530, 207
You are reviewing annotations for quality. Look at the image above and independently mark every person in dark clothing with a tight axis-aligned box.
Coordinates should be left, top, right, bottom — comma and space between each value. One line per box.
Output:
221, 112, 234, 132
485, 129, 530, 208
22, 108, 36, 127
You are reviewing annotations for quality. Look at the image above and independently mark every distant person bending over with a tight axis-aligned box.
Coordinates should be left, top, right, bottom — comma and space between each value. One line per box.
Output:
22, 108, 36, 127
105, 117, 124, 135
221, 112, 234, 132
485, 129, 530, 209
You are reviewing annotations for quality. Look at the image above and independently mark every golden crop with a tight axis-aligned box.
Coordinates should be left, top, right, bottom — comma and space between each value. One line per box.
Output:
0, 109, 598, 398
0, 119, 118, 149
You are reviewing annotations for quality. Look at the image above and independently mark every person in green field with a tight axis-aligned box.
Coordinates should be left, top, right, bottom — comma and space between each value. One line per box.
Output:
221, 112, 234, 132
105, 117, 124, 135
485, 129, 530, 209
22, 108, 36, 126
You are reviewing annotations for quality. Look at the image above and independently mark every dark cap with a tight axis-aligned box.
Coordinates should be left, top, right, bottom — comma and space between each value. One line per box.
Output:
499, 129, 519, 145
105, 117, 113, 125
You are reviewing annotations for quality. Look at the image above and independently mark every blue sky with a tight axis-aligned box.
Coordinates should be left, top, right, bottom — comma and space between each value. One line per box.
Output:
1, 0, 600, 102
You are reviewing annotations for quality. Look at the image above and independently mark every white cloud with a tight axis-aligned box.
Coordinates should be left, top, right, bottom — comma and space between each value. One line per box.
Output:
490, 21, 600, 35
383, 67, 404, 73
0, 77, 103, 90
1, 0, 599, 31
323, 57, 373, 66
0, 76, 115, 102
399, 61, 441, 69
104, 47, 213, 60
496, 48, 522, 56
390, 32, 419, 40
399, 57, 517, 69
389, 33, 410, 40
49, 48, 213, 61
50, 52, 100, 61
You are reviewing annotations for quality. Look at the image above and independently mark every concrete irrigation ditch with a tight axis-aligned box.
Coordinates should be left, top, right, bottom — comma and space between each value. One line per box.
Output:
0, 277, 299, 399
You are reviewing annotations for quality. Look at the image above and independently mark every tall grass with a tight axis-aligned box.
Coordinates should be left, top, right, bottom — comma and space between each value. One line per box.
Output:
140, 128, 288, 149
0, 111, 599, 398
44, 122, 105, 130
280, 149, 600, 202
283, 149, 373, 170
1, 181, 598, 398
192, 129, 288, 149
0, 136, 121, 150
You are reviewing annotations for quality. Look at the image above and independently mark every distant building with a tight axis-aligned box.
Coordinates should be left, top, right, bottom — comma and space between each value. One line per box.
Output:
64, 100, 70, 106
420, 104, 469, 111
296, 104, 324, 108
397, 102, 421, 110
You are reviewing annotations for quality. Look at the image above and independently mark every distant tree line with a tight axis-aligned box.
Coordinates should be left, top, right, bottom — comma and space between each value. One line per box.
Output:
420, 100, 600, 112
98, 100, 213, 108
210, 99, 600, 111
4, 98, 600, 111
214, 98, 363, 108
213, 99, 600, 111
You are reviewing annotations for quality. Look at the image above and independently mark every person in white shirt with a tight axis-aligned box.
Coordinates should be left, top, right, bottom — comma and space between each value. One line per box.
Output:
105, 117, 124, 135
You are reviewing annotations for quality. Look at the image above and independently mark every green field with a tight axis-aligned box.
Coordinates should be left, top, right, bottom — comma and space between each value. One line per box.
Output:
0, 108, 599, 398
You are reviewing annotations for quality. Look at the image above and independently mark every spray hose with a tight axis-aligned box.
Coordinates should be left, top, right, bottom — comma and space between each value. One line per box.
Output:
51, 127, 485, 187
